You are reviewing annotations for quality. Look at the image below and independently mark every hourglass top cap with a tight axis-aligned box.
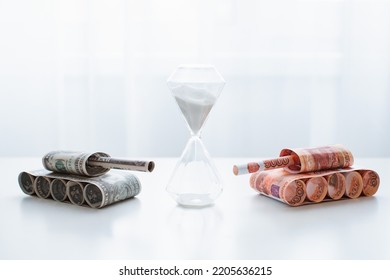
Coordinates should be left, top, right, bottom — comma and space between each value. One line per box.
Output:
167, 64, 225, 84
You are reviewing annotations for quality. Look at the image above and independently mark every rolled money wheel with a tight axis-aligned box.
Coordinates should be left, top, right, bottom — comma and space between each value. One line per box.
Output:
50, 179, 68, 202
252, 171, 306, 206
43, 151, 110, 177
83, 174, 141, 209
18, 172, 36, 195
305, 176, 327, 203
343, 171, 363, 198
325, 173, 346, 200
359, 170, 380, 196
280, 179, 306, 206
252, 172, 269, 193
34, 176, 52, 199
280, 144, 354, 173
66, 181, 85, 205
84, 184, 103, 208
249, 173, 257, 189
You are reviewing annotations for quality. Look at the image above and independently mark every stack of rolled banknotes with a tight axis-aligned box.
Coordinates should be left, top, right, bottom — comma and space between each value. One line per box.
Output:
233, 145, 380, 206
18, 151, 154, 208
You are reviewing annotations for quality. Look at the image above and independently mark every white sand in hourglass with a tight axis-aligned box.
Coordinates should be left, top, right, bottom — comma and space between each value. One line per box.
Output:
171, 85, 216, 135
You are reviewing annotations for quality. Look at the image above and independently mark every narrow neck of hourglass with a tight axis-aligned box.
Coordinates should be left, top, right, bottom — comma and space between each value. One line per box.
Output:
190, 130, 202, 138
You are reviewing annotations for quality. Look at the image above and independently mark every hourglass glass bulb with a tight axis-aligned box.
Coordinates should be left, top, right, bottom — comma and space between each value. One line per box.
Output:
166, 65, 225, 207
167, 65, 225, 136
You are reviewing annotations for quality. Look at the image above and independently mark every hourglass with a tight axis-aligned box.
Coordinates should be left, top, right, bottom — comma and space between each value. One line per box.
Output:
166, 65, 225, 207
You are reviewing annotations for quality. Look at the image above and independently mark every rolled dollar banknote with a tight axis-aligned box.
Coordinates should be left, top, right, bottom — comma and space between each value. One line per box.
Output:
18, 172, 35, 195
66, 181, 85, 205
34, 176, 52, 199
50, 179, 68, 202
18, 170, 141, 208
249, 167, 379, 206
43, 151, 110, 176
42, 151, 154, 176
234, 144, 354, 175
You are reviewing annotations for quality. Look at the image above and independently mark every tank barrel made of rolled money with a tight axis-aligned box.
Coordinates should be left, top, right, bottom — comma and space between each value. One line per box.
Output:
87, 157, 155, 173
233, 144, 354, 175
233, 155, 294, 175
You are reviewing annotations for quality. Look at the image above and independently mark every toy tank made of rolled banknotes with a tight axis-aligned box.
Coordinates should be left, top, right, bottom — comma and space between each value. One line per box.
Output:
233, 145, 380, 206
17, 151, 153, 208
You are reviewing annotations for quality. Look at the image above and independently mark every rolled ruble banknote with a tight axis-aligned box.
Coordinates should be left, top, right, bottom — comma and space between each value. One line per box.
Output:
343, 171, 363, 198
234, 144, 354, 175
324, 173, 346, 200
358, 170, 380, 196
304, 176, 327, 203
251, 169, 306, 206
280, 144, 354, 173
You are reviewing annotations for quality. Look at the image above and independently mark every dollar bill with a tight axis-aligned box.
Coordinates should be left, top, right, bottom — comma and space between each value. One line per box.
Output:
18, 170, 141, 208
18, 172, 35, 195
66, 181, 85, 205
50, 179, 67, 202
42, 151, 110, 177
34, 176, 51, 199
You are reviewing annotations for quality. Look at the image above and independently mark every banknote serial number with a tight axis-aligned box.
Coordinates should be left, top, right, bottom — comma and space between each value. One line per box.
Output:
212, 266, 272, 276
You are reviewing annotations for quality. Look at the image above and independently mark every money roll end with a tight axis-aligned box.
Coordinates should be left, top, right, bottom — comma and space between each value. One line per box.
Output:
148, 161, 155, 172
359, 170, 380, 196
18, 172, 35, 195
233, 165, 239, 175
344, 171, 363, 198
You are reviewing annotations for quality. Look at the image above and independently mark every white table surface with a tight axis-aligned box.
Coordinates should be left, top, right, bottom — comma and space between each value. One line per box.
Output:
0, 157, 389, 260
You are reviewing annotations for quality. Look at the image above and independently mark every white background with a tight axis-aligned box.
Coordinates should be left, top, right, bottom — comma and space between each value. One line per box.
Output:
0, 0, 389, 158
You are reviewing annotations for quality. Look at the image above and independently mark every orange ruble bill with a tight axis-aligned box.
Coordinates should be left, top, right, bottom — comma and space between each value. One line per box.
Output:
304, 176, 328, 203
324, 173, 346, 200
234, 155, 294, 175
280, 144, 354, 173
249, 167, 379, 206
251, 169, 306, 206
343, 171, 363, 198
358, 170, 380, 196
234, 144, 354, 175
